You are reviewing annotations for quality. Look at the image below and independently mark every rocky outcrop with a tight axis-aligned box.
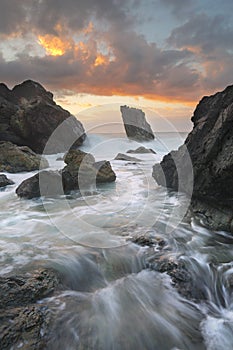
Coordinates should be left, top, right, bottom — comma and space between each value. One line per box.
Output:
62, 149, 116, 192
0, 174, 14, 187
120, 106, 154, 141
0, 268, 60, 350
114, 153, 142, 162
127, 146, 156, 154
153, 85, 233, 231
0, 80, 86, 154
0, 141, 48, 173
16, 150, 116, 199
16, 170, 63, 199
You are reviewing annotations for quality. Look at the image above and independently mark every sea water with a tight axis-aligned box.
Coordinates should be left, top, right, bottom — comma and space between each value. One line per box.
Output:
0, 132, 233, 349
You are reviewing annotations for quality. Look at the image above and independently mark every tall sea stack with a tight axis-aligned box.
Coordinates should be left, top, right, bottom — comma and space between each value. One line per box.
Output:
120, 105, 154, 141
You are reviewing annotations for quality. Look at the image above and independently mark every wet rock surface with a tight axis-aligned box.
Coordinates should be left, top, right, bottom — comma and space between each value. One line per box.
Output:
153, 85, 233, 232
114, 153, 142, 162
121, 105, 154, 141
0, 141, 48, 173
0, 174, 14, 187
0, 268, 60, 350
16, 150, 116, 198
127, 146, 156, 154
16, 170, 63, 199
0, 80, 86, 154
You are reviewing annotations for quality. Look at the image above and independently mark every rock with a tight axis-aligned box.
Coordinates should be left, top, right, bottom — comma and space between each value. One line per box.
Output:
62, 150, 116, 192
0, 268, 60, 350
0, 304, 50, 350
114, 153, 142, 162
127, 146, 156, 154
16, 170, 63, 199
147, 257, 206, 301
16, 150, 116, 198
0, 268, 60, 309
153, 85, 233, 232
0, 141, 49, 173
130, 232, 166, 248
120, 105, 154, 141
0, 80, 86, 154
0, 174, 14, 187
94, 161, 116, 183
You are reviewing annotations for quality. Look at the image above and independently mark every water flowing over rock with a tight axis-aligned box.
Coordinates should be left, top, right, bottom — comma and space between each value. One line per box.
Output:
0, 174, 14, 187
0, 141, 49, 173
153, 85, 233, 232
120, 105, 154, 141
16, 150, 116, 198
0, 80, 86, 154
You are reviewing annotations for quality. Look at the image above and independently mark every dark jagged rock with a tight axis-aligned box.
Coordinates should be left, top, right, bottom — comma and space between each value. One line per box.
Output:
120, 105, 154, 141
16, 170, 63, 199
94, 161, 116, 183
153, 85, 233, 232
130, 232, 166, 248
127, 146, 156, 154
0, 268, 60, 350
114, 153, 142, 162
0, 174, 14, 187
62, 150, 116, 192
0, 268, 60, 309
16, 150, 116, 198
147, 257, 206, 301
0, 141, 48, 173
0, 80, 86, 154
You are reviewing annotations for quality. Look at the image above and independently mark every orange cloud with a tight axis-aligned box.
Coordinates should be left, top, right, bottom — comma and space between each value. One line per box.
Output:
38, 34, 72, 56
94, 54, 109, 66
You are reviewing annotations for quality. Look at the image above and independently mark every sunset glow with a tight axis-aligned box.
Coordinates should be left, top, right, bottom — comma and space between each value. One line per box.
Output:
38, 35, 72, 56
1, 0, 232, 131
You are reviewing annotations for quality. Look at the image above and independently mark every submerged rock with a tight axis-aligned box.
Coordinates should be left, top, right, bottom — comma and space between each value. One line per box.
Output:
120, 105, 154, 141
114, 153, 142, 162
0, 141, 48, 173
0, 80, 86, 154
0, 174, 14, 187
16, 150, 116, 198
153, 85, 233, 232
127, 146, 156, 154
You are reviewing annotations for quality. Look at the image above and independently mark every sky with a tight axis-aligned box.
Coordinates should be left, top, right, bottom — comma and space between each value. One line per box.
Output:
0, 0, 233, 132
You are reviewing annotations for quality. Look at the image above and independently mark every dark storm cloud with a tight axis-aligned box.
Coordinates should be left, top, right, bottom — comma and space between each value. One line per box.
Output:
0, 0, 232, 102
0, 0, 28, 35
168, 13, 233, 53
0, 0, 133, 36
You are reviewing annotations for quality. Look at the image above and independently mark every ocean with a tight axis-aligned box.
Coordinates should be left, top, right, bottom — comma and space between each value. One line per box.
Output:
1, 132, 233, 349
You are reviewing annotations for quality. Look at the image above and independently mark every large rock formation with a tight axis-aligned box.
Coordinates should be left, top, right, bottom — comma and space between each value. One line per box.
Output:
16, 150, 116, 199
0, 80, 86, 154
120, 105, 154, 141
153, 85, 233, 231
0, 141, 49, 173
